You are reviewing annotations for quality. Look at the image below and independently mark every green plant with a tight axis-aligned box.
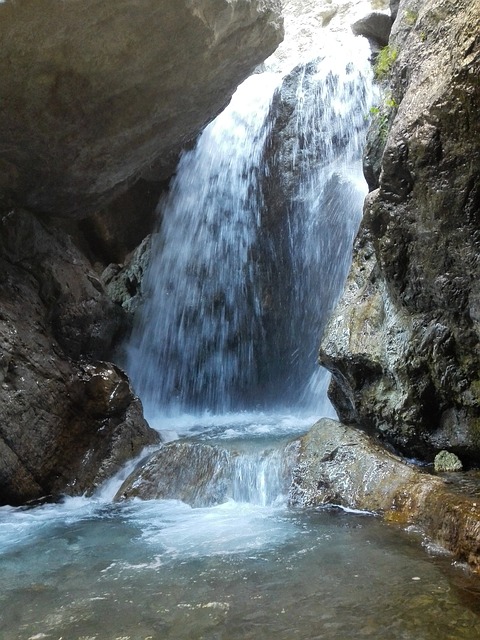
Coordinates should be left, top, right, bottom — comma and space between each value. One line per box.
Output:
384, 95, 398, 109
374, 46, 399, 81
404, 9, 418, 25
368, 93, 399, 143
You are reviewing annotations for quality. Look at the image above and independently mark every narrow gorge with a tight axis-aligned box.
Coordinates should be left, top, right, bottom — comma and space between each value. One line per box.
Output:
0, 0, 479, 638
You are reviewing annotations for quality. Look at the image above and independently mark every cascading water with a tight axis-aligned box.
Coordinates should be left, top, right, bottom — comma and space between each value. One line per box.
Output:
125, 42, 375, 420
2, 22, 480, 640
125, 72, 280, 416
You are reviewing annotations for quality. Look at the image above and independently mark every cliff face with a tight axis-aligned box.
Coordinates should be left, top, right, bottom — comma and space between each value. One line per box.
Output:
0, 0, 283, 217
0, 0, 283, 505
320, 0, 480, 461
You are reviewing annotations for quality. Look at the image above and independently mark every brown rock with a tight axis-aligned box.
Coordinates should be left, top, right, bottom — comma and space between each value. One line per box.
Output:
0, 209, 159, 505
290, 419, 480, 572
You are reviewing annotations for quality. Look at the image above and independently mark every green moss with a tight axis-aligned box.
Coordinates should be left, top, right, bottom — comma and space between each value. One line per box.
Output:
374, 46, 399, 81
404, 9, 418, 25
468, 416, 480, 448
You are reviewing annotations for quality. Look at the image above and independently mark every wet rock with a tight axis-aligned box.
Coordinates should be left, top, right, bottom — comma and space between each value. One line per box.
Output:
116, 442, 231, 507
0, 0, 283, 218
320, 0, 480, 461
434, 450, 463, 473
290, 419, 480, 572
289, 418, 436, 511
0, 209, 159, 505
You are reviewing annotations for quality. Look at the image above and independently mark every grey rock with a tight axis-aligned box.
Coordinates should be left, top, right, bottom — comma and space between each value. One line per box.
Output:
0, 0, 283, 217
102, 235, 153, 315
351, 12, 392, 49
390, 0, 400, 22
320, 0, 480, 461
434, 450, 463, 472
116, 442, 231, 507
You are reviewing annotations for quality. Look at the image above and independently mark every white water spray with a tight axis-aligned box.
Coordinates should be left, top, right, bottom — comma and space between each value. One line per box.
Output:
125, 35, 374, 422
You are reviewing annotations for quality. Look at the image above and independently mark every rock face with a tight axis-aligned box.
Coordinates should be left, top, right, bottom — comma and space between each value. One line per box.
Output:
290, 419, 480, 572
0, 0, 283, 217
0, 209, 160, 505
320, 0, 480, 462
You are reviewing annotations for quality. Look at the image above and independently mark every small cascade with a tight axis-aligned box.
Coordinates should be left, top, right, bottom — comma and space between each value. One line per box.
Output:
125, 35, 375, 420
229, 443, 296, 506
116, 438, 297, 508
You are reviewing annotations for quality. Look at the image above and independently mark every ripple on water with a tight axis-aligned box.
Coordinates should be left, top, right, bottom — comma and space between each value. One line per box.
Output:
1, 503, 480, 640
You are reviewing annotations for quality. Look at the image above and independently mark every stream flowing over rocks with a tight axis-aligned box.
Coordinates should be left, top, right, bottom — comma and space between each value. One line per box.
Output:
2, 1, 480, 637
0, 0, 479, 581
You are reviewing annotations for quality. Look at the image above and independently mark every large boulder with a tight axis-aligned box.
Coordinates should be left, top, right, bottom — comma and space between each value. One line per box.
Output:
0, 209, 160, 505
0, 0, 283, 217
320, 0, 480, 461
290, 419, 480, 572
115, 442, 231, 507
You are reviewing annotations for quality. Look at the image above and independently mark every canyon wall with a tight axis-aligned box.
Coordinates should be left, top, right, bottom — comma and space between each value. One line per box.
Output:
320, 0, 480, 462
0, 0, 283, 505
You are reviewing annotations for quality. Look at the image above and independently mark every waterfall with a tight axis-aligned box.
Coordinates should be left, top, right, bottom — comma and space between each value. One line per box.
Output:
125, 35, 375, 421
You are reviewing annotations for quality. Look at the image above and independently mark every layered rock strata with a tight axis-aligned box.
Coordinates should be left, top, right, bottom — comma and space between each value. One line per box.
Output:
320, 0, 480, 461
290, 419, 480, 572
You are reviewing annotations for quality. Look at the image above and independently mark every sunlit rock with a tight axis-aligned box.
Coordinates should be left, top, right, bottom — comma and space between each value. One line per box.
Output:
290, 419, 480, 572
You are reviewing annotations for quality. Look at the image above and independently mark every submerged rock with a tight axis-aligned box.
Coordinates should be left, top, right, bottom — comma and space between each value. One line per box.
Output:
116, 442, 231, 507
290, 419, 480, 572
320, 0, 480, 461
0, 0, 283, 217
